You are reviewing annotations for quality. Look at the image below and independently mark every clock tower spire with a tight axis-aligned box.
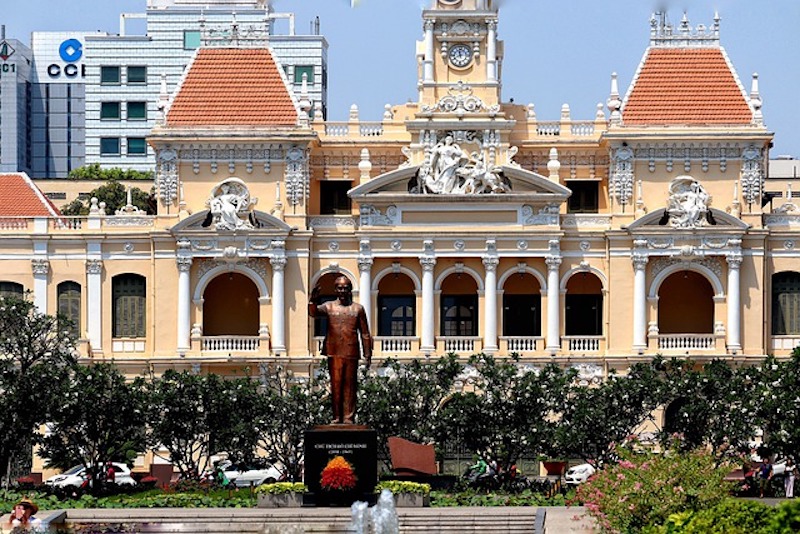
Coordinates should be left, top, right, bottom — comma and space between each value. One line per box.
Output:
418, 0, 502, 108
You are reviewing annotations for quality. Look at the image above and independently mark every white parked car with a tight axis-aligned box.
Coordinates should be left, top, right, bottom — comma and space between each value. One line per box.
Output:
220, 461, 283, 487
564, 463, 596, 485
44, 463, 136, 488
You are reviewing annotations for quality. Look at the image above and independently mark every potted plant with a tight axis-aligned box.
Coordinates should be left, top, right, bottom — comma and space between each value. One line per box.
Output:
255, 482, 307, 508
375, 481, 431, 507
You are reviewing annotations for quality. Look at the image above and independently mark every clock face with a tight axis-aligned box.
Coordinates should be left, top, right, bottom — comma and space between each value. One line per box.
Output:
448, 44, 472, 68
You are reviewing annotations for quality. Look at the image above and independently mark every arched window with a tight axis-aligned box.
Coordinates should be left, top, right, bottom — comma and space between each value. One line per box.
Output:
773, 272, 800, 335
440, 273, 478, 337
112, 274, 146, 338
0, 282, 24, 299
57, 281, 81, 339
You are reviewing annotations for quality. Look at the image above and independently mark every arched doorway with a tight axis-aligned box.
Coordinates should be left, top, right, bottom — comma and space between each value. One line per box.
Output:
377, 273, 416, 338
502, 273, 541, 351
202, 272, 259, 336
439, 273, 479, 353
658, 271, 714, 334
565, 272, 603, 336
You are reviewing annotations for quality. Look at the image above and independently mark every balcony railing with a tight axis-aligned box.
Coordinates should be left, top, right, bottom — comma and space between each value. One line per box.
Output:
202, 336, 260, 352
376, 337, 416, 354
501, 336, 543, 353
563, 336, 603, 353
439, 336, 480, 353
772, 336, 800, 351
657, 334, 717, 350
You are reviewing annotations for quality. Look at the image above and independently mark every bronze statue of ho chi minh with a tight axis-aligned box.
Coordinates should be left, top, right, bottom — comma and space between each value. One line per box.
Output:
308, 275, 373, 425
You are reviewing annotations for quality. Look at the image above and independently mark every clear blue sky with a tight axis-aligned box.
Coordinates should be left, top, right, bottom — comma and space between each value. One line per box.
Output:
4, 0, 798, 156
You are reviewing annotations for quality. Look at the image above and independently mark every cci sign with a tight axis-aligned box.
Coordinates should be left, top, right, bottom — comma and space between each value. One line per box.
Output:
47, 38, 85, 79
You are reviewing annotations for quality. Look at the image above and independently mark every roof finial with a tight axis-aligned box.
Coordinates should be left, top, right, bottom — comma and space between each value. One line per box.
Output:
750, 73, 764, 126
607, 72, 622, 125
298, 72, 312, 127
157, 73, 169, 124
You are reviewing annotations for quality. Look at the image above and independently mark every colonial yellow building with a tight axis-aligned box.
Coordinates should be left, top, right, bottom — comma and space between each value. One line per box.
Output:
3, 0, 797, 382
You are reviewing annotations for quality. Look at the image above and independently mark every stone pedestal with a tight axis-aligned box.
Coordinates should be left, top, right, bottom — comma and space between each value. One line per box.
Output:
304, 425, 377, 506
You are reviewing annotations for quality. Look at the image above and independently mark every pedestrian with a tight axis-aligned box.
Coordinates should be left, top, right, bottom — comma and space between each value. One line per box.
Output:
106, 462, 116, 485
785, 458, 795, 498
758, 458, 773, 498
3, 497, 42, 531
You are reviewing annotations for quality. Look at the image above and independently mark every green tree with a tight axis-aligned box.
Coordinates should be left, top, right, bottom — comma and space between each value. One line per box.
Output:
556, 360, 667, 466
359, 355, 462, 471
435, 354, 570, 474
250, 364, 328, 482
38, 363, 147, 493
145, 370, 259, 480
659, 359, 757, 461
0, 293, 76, 488
68, 163, 153, 181
61, 178, 154, 215
753, 351, 800, 458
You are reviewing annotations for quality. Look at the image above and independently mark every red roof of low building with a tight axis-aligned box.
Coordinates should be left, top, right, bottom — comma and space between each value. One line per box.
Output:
622, 47, 753, 125
0, 173, 61, 217
166, 48, 298, 127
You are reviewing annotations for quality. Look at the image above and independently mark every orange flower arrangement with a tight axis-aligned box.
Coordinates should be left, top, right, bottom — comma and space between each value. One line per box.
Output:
320, 455, 357, 491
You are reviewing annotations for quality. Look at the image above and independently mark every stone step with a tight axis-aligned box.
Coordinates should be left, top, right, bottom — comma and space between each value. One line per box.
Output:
62, 507, 541, 533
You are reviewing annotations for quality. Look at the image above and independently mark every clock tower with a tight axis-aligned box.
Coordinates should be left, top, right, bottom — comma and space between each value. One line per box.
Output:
418, 0, 502, 108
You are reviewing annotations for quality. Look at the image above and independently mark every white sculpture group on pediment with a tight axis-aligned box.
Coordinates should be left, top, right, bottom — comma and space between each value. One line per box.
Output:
207, 177, 257, 231
667, 176, 710, 228
412, 135, 511, 195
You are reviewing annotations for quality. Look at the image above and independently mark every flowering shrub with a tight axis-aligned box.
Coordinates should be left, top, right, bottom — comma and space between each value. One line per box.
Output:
658, 498, 772, 533
574, 445, 733, 533
320, 456, 357, 492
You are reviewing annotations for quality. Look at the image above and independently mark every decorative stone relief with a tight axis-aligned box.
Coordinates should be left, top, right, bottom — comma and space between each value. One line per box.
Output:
31, 259, 50, 275
517, 240, 529, 251
522, 204, 559, 225
206, 178, 257, 231
420, 81, 500, 115
741, 146, 764, 206
309, 217, 357, 228
650, 257, 722, 279
197, 258, 268, 281
105, 217, 154, 227
85, 260, 103, 275
571, 363, 603, 386
157, 148, 178, 205
123, 242, 135, 254
610, 146, 634, 207
454, 240, 466, 251
390, 240, 402, 251
359, 204, 398, 227
666, 177, 710, 228
579, 241, 591, 251
409, 133, 511, 195
285, 146, 308, 207
647, 238, 674, 249
785, 240, 795, 250
328, 241, 340, 252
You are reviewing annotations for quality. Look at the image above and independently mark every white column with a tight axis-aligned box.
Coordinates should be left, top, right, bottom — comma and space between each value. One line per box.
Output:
423, 19, 435, 83
483, 256, 499, 352
86, 259, 103, 354
176, 257, 192, 354
270, 256, 287, 354
31, 259, 49, 314
726, 253, 743, 352
359, 257, 374, 329
420, 257, 437, 352
486, 20, 497, 82
632, 254, 648, 351
545, 256, 562, 353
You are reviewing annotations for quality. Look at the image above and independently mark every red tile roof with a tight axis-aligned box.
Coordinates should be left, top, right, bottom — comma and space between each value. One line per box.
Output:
0, 173, 61, 217
622, 48, 753, 125
166, 48, 298, 127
